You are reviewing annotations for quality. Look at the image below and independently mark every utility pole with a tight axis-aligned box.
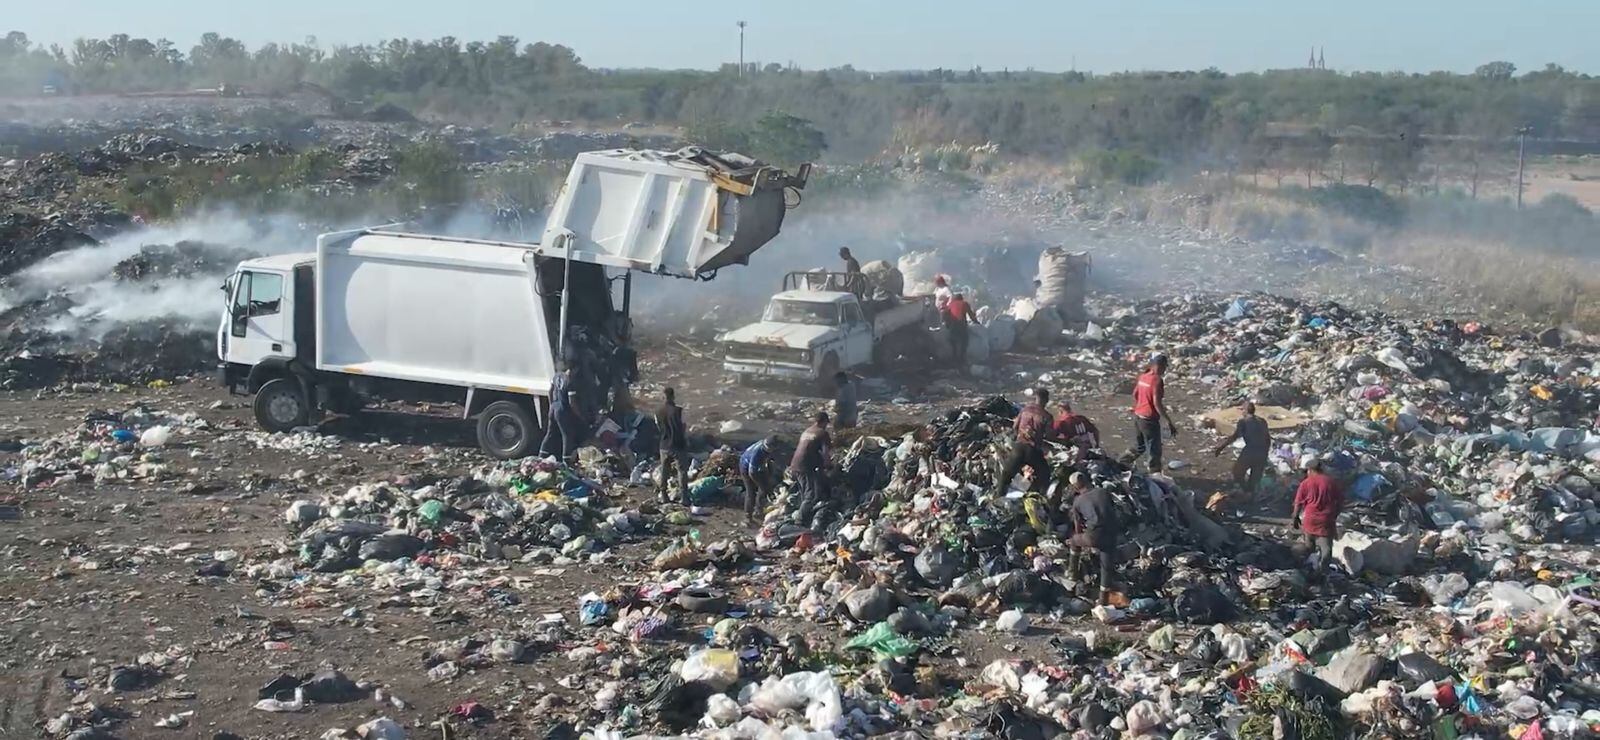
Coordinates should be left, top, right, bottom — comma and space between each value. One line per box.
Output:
737, 21, 747, 78
1516, 125, 1532, 210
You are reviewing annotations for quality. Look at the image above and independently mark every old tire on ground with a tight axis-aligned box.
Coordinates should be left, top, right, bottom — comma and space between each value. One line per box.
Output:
675, 587, 729, 614
476, 400, 538, 460
254, 378, 310, 432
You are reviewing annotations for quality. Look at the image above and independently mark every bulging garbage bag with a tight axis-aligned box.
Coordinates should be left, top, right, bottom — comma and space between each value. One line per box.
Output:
680, 649, 739, 690
915, 545, 958, 587
843, 585, 895, 622
747, 671, 842, 732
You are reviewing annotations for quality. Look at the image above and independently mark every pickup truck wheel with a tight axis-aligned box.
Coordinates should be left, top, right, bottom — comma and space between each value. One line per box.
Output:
254, 378, 309, 432
477, 400, 537, 460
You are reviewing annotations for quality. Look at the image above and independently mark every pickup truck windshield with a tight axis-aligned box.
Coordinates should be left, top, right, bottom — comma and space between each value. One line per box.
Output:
765, 299, 839, 326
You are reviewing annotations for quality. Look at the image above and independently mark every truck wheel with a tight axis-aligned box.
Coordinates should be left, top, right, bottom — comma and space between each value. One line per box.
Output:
254, 378, 310, 432
477, 400, 537, 460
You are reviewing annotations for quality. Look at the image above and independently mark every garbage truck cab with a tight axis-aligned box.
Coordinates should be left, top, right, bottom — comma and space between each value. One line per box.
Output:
217, 147, 808, 458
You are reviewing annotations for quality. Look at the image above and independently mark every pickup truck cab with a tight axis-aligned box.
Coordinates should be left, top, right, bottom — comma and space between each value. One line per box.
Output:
722, 271, 934, 388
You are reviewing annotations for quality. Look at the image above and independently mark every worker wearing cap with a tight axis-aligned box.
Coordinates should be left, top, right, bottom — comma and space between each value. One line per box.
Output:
739, 434, 780, 526
1212, 400, 1273, 504
994, 388, 1055, 497
1122, 353, 1178, 470
1291, 457, 1344, 582
1066, 472, 1118, 605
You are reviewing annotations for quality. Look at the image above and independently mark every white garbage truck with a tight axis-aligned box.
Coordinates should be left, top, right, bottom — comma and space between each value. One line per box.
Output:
218, 147, 808, 457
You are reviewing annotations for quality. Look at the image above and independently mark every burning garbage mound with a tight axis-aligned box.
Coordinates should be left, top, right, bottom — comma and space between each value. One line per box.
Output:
0, 237, 261, 389
110, 240, 255, 282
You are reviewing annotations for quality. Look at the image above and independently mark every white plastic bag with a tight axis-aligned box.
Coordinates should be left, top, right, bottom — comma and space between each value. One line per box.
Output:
995, 609, 1029, 634
701, 693, 742, 728
253, 687, 305, 712
747, 671, 841, 732
680, 649, 740, 690
1125, 699, 1163, 734
139, 425, 171, 448
356, 717, 406, 740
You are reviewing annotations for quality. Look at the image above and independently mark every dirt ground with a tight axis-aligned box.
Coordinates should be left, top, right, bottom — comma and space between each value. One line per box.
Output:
0, 338, 1278, 739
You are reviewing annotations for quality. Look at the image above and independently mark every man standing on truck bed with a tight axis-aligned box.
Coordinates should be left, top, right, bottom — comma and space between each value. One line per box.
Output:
839, 247, 861, 275
1121, 354, 1178, 471
995, 388, 1055, 496
790, 411, 833, 529
944, 292, 977, 372
540, 363, 583, 461
656, 387, 690, 505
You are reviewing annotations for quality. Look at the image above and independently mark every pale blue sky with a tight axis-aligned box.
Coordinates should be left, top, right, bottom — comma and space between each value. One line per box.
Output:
11, 0, 1599, 74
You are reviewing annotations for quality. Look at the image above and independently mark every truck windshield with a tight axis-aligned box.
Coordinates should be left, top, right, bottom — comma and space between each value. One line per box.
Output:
765, 299, 838, 326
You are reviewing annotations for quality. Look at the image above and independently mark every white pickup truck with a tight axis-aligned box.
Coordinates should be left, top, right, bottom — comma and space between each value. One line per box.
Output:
721, 271, 935, 388
218, 147, 808, 457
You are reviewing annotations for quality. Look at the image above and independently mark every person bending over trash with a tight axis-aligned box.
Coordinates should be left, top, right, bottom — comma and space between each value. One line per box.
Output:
739, 434, 780, 526
994, 388, 1056, 497
1121, 353, 1178, 470
843, 437, 889, 511
1211, 400, 1273, 506
789, 412, 834, 530
1052, 401, 1101, 450
1066, 472, 1118, 605
1291, 457, 1344, 583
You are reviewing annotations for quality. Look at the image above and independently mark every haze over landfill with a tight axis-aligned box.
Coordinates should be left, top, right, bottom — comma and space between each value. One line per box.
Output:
0, 6, 1597, 740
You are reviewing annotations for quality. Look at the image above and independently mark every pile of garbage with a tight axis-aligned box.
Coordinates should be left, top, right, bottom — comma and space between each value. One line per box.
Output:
14, 405, 203, 487
259, 455, 653, 578
520, 383, 1596, 738
549, 286, 1598, 737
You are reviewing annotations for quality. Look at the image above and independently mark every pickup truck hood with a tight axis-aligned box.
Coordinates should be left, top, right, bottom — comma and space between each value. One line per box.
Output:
721, 322, 839, 349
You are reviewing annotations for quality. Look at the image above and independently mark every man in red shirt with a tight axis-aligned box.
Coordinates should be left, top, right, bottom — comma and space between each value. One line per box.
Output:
1121, 354, 1178, 470
1052, 401, 1100, 449
1291, 458, 1344, 581
994, 388, 1056, 496
944, 292, 978, 371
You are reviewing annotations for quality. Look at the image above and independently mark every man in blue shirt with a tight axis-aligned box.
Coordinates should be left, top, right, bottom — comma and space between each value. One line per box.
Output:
540, 364, 583, 461
739, 434, 780, 526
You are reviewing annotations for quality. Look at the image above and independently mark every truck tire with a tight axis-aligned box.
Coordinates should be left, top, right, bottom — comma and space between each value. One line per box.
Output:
477, 400, 538, 460
254, 378, 310, 432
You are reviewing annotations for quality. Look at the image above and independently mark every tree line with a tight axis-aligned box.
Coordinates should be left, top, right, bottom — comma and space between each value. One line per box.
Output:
4, 30, 1600, 185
